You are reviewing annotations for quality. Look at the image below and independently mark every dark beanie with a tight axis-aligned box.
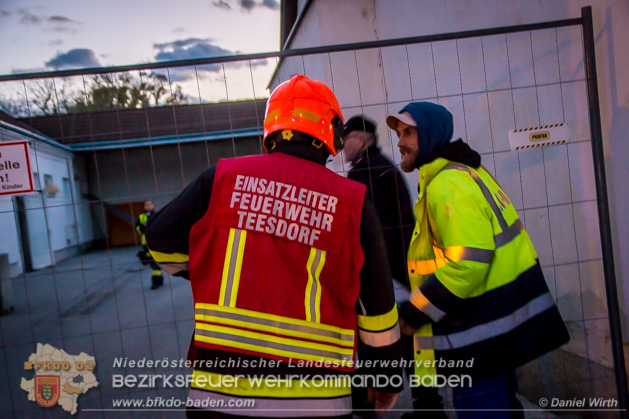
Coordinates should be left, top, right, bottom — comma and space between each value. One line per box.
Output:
343, 115, 377, 137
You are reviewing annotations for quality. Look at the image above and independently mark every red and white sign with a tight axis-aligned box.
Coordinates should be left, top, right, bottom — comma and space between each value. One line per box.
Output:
0, 141, 35, 196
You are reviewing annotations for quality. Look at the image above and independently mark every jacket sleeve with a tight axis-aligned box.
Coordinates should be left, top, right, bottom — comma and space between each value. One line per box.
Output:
355, 197, 403, 393
387, 168, 415, 288
400, 169, 495, 326
145, 164, 217, 279
349, 163, 415, 289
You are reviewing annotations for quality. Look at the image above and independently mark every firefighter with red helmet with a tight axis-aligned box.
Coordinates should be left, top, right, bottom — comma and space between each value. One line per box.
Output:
146, 75, 403, 418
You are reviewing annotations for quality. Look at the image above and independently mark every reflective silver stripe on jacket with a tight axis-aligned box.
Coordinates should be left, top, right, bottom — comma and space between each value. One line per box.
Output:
194, 307, 354, 343
414, 292, 555, 350
444, 245, 494, 263
188, 389, 351, 417
410, 288, 446, 322
159, 262, 188, 276
494, 220, 524, 247
306, 248, 325, 323
358, 324, 401, 347
443, 164, 522, 247
195, 327, 353, 362
220, 228, 245, 306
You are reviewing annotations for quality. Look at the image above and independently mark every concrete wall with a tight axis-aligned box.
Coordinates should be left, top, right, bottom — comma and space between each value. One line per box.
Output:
83, 138, 263, 242
271, 0, 629, 363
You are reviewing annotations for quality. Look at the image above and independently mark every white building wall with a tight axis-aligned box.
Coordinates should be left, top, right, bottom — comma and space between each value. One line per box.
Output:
0, 124, 95, 275
272, 0, 629, 357
30, 141, 74, 256
0, 196, 22, 277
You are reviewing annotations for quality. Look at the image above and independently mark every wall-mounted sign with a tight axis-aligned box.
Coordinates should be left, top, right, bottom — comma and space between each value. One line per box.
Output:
508, 123, 570, 151
0, 141, 35, 196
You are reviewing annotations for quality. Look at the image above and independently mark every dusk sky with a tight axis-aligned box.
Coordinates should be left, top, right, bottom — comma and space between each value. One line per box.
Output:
0, 0, 282, 102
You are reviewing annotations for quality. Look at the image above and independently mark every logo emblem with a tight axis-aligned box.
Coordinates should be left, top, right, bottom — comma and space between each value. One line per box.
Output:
35, 376, 60, 407
282, 129, 294, 140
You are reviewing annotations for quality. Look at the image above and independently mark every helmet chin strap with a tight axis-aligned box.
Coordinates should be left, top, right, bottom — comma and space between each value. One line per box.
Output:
331, 114, 344, 153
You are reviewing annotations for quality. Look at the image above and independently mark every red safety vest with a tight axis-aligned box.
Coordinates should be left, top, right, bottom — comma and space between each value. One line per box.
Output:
189, 152, 366, 371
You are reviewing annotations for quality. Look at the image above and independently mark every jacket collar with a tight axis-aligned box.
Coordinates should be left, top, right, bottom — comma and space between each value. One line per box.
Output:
418, 139, 482, 197
418, 158, 451, 200
269, 141, 328, 166
424, 139, 481, 168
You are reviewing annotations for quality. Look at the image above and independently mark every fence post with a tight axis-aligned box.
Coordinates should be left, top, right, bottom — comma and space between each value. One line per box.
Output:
581, 6, 628, 416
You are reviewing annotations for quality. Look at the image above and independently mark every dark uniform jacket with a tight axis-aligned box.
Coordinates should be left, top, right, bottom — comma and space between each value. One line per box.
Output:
348, 145, 415, 289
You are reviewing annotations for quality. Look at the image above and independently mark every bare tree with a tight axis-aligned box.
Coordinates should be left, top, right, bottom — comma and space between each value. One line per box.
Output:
0, 73, 188, 117
72, 73, 188, 112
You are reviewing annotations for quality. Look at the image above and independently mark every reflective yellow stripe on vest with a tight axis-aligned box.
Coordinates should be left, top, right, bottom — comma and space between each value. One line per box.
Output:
195, 303, 355, 365
357, 305, 400, 348
191, 369, 351, 398
414, 323, 437, 382
357, 305, 398, 332
219, 228, 247, 307
149, 250, 189, 263
305, 248, 326, 323
195, 303, 354, 346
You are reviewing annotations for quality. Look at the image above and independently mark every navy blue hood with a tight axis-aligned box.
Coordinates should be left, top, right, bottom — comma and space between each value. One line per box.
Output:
399, 102, 453, 167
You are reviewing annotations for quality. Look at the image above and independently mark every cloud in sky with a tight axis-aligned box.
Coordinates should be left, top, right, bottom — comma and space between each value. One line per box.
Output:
45, 48, 101, 69
18, 9, 42, 24
212, 0, 279, 12
261, 0, 280, 9
152, 38, 268, 82
154, 38, 234, 62
240, 0, 256, 10
213, 0, 232, 11
14, 8, 81, 33
48, 15, 75, 24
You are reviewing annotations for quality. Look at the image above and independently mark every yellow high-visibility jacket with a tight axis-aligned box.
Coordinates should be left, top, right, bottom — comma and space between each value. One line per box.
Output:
404, 157, 569, 379
136, 212, 149, 245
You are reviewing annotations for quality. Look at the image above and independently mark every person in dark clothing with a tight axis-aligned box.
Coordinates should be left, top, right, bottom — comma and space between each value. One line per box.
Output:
343, 115, 420, 417
343, 115, 415, 290
145, 75, 403, 418
135, 199, 163, 290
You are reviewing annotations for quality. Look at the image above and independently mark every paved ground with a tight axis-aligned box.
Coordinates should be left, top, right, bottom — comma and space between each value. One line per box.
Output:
1, 246, 193, 418
0, 246, 617, 418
